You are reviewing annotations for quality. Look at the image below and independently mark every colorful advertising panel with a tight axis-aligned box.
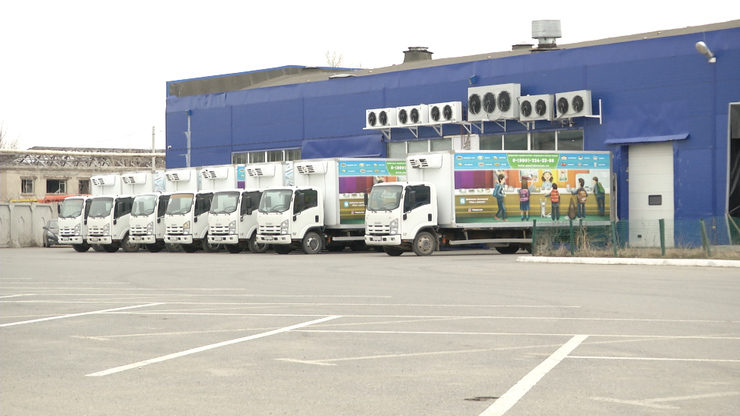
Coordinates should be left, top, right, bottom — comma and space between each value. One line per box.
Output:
453, 152, 611, 223
338, 160, 407, 224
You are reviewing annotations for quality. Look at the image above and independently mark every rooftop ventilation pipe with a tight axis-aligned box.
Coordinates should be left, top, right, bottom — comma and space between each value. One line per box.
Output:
531, 20, 561, 51
403, 46, 433, 63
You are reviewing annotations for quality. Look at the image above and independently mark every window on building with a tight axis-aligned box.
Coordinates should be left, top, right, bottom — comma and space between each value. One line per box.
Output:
78, 179, 90, 195
231, 148, 301, 164
284, 149, 301, 161
387, 142, 407, 159
504, 133, 528, 150
232, 153, 248, 164
267, 150, 283, 162
407, 140, 429, 154
480, 135, 503, 150
46, 179, 67, 194
557, 130, 584, 150
532, 131, 556, 151
21, 178, 34, 194
430, 138, 452, 151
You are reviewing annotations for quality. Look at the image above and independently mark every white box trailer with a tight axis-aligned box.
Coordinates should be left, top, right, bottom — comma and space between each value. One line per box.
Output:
365, 150, 613, 255
86, 174, 144, 252
128, 171, 170, 252
257, 158, 406, 254
208, 162, 291, 253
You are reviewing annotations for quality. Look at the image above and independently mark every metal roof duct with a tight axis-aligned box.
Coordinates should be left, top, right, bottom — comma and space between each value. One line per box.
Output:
532, 20, 562, 51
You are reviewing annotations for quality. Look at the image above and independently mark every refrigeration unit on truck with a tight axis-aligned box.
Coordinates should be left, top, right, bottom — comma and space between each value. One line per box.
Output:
257, 158, 406, 254
58, 195, 92, 252
163, 167, 220, 253
86, 174, 138, 252
208, 163, 289, 253
365, 150, 613, 256
128, 171, 170, 252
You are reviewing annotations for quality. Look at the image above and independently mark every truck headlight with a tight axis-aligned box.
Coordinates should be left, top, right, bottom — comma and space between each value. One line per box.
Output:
228, 220, 236, 234
73, 224, 80, 235
389, 219, 398, 235
183, 221, 190, 234
146, 222, 154, 234
280, 219, 289, 234
103, 223, 110, 235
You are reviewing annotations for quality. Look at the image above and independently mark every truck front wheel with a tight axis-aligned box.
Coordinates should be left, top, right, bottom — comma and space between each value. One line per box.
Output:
383, 246, 404, 256
412, 231, 436, 256
72, 243, 90, 252
248, 234, 268, 253
302, 231, 324, 255
120, 235, 139, 252
494, 244, 520, 254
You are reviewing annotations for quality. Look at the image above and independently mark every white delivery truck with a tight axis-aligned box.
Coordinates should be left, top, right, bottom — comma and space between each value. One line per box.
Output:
208, 163, 289, 253
128, 171, 170, 252
163, 167, 220, 253
57, 196, 92, 252
86, 174, 139, 252
257, 158, 406, 254
365, 150, 613, 256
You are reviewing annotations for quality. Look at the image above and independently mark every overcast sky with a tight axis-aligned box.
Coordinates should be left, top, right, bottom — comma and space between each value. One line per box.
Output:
1, 1, 734, 151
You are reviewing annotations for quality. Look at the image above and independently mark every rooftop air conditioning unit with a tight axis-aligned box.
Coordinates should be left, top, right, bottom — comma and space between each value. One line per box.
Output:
166, 170, 191, 182
555, 90, 593, 119
468, 84, 521, 121
366, 107, 397, 129
408, 154, 444, 169
428, 101, 463, 123
518, 94, 554, 122
200, 167, 229, 179
246, 164, 276, 177
91, 175, 117, 186
121, 173, 148, 185
296, 161, 327, 175
397, 104, 430, 126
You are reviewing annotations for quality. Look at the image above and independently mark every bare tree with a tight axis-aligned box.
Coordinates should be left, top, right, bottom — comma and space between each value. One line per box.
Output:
325, 51, 344, 68
0, 123, 18, 149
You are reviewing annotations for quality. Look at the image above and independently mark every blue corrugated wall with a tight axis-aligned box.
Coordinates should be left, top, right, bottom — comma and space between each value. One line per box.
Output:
166, 26, 740, 221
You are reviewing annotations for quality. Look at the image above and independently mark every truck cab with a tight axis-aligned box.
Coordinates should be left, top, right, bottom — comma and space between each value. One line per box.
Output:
256, 186, 323, 254
86, 194, 136, 252
129, 193, 170, 252
58, 196, 92, 252
164, 191, 214, 252
365, 182, 438, 256
208, 189, 266, 253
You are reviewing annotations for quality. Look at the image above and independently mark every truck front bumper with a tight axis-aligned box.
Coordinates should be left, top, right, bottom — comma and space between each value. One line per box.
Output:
130, 235, 156, 244
165, 234, 193, 244
59, 236, 83, 244
256, 234, 291, 245
88, 236, 112, 245
208, 234, 238, 244
365, 235, 402, 246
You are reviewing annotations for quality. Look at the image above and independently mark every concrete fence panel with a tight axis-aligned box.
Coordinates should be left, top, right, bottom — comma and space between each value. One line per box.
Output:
0, 204, 10, 248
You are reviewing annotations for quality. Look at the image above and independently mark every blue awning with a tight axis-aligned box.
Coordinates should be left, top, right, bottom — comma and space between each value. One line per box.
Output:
301, 134, 385, 159
604, 133, 689, 145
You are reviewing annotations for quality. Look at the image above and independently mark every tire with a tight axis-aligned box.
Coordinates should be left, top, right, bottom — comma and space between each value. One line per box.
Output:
273, 245, 292, 255
72, 244, 90, 252
102, 244, 119, 253
301, 231, 324, 254
201, 235, 221, 252
247, 234, 268, 253
225, 244, 243, 254
146, 242, 165, 253
92, 244, 106, 252
494, 244, 520, 254
412, 231, 436, 256
120, 235, 139, 252
383, 246, 404, 256
349, 241, 367, 252
182, 243, 198, 253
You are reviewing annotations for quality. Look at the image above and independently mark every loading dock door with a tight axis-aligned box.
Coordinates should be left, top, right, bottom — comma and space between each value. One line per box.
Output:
628, 142, 675, 247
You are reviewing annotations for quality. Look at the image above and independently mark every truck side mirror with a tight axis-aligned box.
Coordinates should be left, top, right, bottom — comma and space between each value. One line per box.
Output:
57, 204, 60, 214
364, 193, 368, 206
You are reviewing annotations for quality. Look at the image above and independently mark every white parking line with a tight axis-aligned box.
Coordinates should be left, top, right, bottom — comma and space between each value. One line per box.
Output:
0, 303, 163, 328
86, 315, 341, 377
590, 391, 740, 409
570, 355, 740, 363
0, 294, 34, 299
479, 335, 588, 416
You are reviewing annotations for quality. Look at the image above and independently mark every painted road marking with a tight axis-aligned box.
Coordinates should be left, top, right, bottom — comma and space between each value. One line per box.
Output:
0, 294, 35, 299
0, 303, 163, 328
86, 315, 341, 377
570, 355, 740, 363
590, 391, 740, 409
479, 335, 589, 416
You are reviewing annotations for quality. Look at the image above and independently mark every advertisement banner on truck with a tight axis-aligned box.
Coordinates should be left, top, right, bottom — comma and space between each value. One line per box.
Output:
338, 160, 407, 224
453, 152, 611, 223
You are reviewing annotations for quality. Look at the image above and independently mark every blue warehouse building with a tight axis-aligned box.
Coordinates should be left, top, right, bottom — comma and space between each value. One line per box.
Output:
166, 20, 740, 245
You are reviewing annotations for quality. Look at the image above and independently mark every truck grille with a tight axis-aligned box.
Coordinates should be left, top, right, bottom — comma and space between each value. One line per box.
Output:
130, 225, 148, 236
88, 226, 107, 237
209, 225, 230, 235
166, 225, 184, 235
366, 223, 391, 235
259, 224, 281, 235
59, 227, 79, 236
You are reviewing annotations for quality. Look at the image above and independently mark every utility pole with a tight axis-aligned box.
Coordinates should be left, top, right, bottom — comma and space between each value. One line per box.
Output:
151, 126, 156, 172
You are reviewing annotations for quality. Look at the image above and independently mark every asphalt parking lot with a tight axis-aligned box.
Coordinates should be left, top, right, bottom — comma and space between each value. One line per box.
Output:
1, 247, 739, 415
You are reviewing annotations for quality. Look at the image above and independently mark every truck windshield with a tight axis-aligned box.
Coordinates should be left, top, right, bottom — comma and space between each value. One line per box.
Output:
132, 195, 157, 216
166, 193, 194, 215
88, 197, 114, 218
59, 199, 84, 218
259, 189, 293, 213
211, 192, 240, 214
367, 185, 403, 211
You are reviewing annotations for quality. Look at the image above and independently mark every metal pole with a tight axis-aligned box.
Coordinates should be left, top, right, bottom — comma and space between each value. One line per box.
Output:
659, 218, 666, 257
569, 219, 575, 256
151, 126, 156, 173
185, 110, 192, 168
700, 218, 711, 257
611, 220, 618, 257
531, 219, 538, 256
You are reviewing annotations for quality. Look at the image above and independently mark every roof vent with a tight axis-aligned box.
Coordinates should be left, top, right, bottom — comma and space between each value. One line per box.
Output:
403, 47, 433, 63
531, 20, 561, 51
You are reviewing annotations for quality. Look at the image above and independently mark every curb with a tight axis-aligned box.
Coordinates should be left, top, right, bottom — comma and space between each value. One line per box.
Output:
517, 256, 740, 268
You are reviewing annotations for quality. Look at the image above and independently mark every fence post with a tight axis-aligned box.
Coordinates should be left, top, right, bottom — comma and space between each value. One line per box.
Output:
569, 219, 575, 256
531, 219, 538, 256
659, 218, 666, 257
699, 218, 712, 257
611, 220, 618, 257
727, 214, 740, 245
